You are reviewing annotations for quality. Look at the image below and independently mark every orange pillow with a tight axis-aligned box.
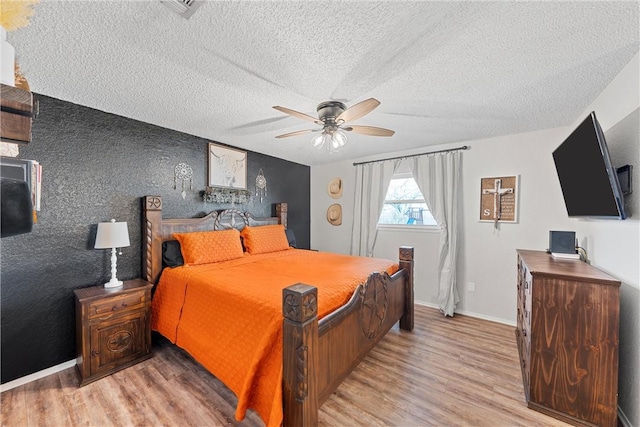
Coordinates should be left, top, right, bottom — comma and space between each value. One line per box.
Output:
172, 229, 243, 265
240, 224, 290, 255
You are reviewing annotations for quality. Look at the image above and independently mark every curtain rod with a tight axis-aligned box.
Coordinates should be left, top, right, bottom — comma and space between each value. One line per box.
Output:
352, 145, 470, 166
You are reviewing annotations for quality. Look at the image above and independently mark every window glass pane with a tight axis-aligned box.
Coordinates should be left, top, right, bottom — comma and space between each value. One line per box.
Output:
385, 178, 423, 201
378, 177, 438, 226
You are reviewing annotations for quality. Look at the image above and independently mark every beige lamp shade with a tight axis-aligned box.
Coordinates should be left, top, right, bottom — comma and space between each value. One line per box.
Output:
95, 220, 130, 249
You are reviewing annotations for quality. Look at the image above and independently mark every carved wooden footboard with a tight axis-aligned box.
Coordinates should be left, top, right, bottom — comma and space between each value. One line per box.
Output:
282, 248, 414, 426
142, 195, 414, 427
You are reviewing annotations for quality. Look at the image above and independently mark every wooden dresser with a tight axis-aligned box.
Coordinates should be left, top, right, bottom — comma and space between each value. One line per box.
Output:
75, 279, 153, 386
516, 250, 620, 427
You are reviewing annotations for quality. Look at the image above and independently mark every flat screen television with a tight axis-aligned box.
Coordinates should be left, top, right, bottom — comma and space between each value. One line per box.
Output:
552, 112, 627, 219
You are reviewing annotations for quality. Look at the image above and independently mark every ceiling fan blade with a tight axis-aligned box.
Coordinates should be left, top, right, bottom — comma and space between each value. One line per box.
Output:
275, 129, 317, 139
273, 106, 320, 124
344, 125, 395, 137
337, 98, 381, 123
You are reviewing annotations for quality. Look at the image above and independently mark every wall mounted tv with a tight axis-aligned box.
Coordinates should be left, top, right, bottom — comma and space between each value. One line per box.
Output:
552, 111, 627, 219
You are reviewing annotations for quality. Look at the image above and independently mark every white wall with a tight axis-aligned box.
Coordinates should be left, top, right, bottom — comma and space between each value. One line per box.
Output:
572, 51, 639, 427
310, 159, 356, 255
459, 126, 576, 321
311, 51, 639, 424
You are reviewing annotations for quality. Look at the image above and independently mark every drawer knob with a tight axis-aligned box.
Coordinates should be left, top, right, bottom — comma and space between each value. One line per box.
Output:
90, 349, 99, 357
112, 302, 128, 311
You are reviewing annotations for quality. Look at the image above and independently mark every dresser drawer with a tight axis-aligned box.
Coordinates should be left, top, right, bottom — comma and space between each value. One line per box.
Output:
88, 291, 146, 319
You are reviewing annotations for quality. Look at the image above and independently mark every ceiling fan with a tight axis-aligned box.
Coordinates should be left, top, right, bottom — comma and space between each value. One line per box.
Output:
272, 98, 395, 153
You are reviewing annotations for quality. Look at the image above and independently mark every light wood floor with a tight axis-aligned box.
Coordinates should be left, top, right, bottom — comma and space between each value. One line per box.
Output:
2, 305, 571, 426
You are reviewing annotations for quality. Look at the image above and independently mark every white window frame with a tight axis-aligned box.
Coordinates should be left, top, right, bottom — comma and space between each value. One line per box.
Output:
377, 172, 440, 232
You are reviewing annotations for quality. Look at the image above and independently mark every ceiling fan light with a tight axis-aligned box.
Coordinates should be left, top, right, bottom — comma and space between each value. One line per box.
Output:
323, 133, 334, 149
328, 140, 338, 154
311, 132, 326, 149
333, 129, 347, 147
328, 131, 347, 154
312, 131, 332, 150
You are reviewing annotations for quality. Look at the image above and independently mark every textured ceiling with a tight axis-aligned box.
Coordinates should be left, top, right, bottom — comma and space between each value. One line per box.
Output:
8, 1, 639, 166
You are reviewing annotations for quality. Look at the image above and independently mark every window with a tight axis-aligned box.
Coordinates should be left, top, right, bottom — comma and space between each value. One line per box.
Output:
378, 175, 437, 226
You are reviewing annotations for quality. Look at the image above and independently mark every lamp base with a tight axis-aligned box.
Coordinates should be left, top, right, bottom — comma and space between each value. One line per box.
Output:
104, 278, 124, 288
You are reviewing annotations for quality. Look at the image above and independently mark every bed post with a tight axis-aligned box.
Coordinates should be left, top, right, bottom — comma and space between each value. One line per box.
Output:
276, 202, 288, 229
399, 246, 414, 331
142, 195, 163, 284
282, 284, 318, 427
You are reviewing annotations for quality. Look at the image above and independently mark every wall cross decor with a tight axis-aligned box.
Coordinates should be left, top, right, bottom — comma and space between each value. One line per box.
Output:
480, 176, 518, 228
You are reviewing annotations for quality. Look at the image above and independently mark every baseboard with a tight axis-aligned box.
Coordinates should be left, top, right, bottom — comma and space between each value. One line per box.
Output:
414, 299, 439, 309
618, 405, 632, 427
0, 359, 75, 393
414, 299, 516, 327
455, 308, 516, 327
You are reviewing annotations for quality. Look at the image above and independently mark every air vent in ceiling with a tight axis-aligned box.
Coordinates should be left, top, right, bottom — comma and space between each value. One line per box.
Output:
161, 0, 203, 19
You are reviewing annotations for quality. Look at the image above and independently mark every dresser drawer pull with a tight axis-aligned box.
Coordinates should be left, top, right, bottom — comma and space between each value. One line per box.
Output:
90, 349, 99, 357
111, 302, 128, 311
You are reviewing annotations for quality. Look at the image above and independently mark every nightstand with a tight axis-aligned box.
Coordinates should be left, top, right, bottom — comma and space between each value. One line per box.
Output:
74, 278, 153, 386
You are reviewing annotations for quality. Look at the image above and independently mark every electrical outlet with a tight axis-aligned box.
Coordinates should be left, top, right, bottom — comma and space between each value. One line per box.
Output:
468, 282, 476, 292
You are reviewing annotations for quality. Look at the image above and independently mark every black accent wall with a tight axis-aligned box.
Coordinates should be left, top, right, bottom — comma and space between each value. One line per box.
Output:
0, 95, 310, 384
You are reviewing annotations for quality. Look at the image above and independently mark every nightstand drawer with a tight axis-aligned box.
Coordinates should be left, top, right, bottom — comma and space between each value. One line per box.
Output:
88, 291, 146, 319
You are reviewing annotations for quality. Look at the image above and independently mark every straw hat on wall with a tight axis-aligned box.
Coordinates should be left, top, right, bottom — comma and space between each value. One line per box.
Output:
327, 177, 343, 199
327, 204, 342, 226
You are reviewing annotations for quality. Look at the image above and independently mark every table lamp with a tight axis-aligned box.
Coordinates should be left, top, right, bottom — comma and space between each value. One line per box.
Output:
94, 219, 130, 288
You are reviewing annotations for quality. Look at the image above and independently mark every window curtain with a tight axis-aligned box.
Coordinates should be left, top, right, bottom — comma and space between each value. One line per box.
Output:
350, 160, 400, 257
409, 151, 462, 316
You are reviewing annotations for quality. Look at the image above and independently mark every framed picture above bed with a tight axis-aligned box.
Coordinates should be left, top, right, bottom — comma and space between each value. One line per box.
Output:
208, 142, 247, 190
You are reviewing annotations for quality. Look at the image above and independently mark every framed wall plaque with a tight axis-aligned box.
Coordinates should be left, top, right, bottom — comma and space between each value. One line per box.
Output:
480, 175, 518, 223
208, 142, 247, 189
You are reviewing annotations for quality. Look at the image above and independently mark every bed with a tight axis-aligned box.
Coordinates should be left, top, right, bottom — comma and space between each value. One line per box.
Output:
142, 195, 414, 427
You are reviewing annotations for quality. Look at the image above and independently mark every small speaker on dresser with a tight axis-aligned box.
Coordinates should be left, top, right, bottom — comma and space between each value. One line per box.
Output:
549, 230, 576, 254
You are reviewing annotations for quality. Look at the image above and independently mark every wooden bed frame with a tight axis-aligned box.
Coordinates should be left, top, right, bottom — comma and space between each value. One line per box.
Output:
142, 195, 414, 427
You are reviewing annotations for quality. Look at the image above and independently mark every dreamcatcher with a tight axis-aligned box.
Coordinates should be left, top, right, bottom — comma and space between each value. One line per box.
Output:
255, 168, 267, 202
174, 163, 193, 199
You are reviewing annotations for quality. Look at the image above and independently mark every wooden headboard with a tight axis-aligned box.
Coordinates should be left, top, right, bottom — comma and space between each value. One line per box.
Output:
142, 195, 287, 284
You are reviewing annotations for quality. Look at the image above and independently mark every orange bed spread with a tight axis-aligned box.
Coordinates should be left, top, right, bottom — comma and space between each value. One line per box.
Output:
151, 248, 398, 427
